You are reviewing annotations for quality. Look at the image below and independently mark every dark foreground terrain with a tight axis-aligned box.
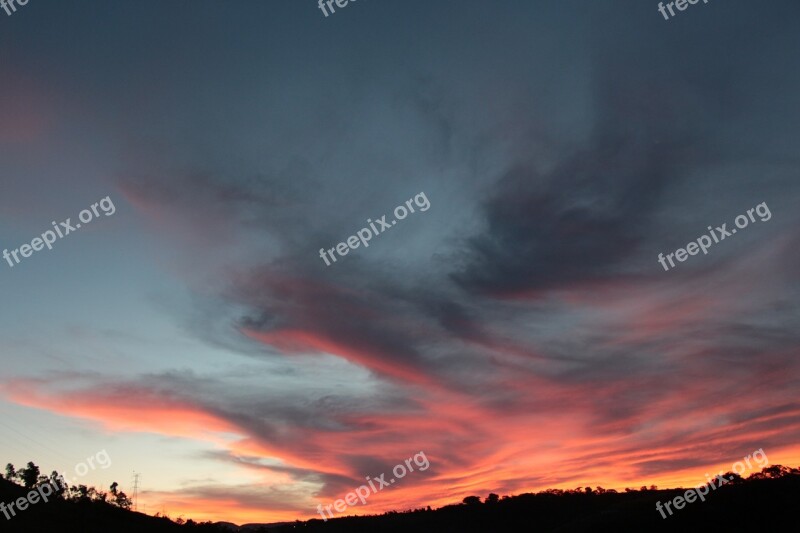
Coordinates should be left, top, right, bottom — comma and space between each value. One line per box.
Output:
2, 466, 798, 532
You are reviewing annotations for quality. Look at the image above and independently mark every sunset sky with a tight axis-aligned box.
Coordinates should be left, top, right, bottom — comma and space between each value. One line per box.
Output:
1, 0, 800, 525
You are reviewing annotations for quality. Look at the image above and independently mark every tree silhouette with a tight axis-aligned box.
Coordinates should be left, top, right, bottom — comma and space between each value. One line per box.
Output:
763, 465, 793, 478
20, 461, 40, 489
726, 472, 745, 484
50, 471, 66, 498
70, 484, 90, 501
110, 481, 133, 509
4, 463, 16, 482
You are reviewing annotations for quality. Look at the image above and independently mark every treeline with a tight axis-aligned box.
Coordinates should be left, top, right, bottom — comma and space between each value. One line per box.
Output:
3, 460, 800, 532
265, 464, 800, 532
3, 461, 133, 509
0, 460, 228, 532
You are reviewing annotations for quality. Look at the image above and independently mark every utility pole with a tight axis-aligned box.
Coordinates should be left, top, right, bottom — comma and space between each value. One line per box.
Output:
132, 472, 140, 512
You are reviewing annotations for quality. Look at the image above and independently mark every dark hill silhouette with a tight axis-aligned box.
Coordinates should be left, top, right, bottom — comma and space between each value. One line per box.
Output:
263, 466, 800, 533
3, 461, 799, 532
0, 469, 226, 533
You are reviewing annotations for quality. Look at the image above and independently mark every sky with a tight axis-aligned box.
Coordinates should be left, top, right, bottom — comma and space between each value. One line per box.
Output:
1, 0, 800, 525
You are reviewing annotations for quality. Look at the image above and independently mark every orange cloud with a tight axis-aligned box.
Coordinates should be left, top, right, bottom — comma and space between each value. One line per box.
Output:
1, 380, 242, 441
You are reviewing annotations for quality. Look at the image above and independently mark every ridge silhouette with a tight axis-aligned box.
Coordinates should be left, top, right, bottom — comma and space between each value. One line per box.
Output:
2, 460, 799, 532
